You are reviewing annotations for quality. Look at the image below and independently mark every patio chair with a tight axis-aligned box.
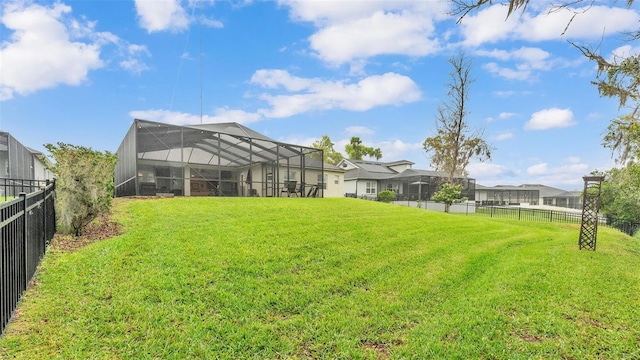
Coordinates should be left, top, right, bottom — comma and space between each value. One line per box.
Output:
281, 180, 298, 197
306, 185, 316, 197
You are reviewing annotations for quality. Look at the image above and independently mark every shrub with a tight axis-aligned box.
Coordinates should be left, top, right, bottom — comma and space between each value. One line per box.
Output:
378, 190, 396, 203
432, 183, 468, 213
45, 143, 118, 237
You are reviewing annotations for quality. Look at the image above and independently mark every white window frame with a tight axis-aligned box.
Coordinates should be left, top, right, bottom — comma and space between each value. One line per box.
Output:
365, 181, 376, 194
284, 171, 297, 181
317, 173, 327, 189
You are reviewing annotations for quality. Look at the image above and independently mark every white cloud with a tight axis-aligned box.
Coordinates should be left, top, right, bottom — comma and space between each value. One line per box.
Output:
484, 63, 532, 81
250, 70, 422, 118
279, 0, 448, 66
0, 1, 152, 100
308, 10, 441, 65
198, 15, 223, 29
471, 158, 589, 189
527, 163, 549, 176
119, 44, 151, 74
376, 139, 422, 161
566, 156, 581, 164
479, 47, 552, 81
609, 44, 640, 63
487, 112, 517, 123
526, 161, 589, 188
492, 90, 516, 98
129, 108, 261, 126
494, 131, 513, 141
134, 0, 189, 33
524, 107, 576, 130
499, 112, 516, 120
345, 126, 374, 136
459, 5, 521, 46
461, 4, 640, 46
468, 162, 518, 182
0, 2, 103, 100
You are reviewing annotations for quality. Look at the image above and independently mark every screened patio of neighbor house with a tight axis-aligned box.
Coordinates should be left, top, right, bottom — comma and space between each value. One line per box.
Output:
378, 169, 476, 201
114, 119, 325, 198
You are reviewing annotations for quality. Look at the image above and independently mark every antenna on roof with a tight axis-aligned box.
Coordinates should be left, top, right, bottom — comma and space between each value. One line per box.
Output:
199, 20, 203, 125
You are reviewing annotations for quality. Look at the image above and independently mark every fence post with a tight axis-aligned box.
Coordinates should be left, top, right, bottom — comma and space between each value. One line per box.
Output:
43, 180, 49, 246
20, 192, 27, 289
518, 207, 521, 220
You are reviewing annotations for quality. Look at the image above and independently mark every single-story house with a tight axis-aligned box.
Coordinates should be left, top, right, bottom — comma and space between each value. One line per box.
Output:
114, 119, 343, 197
475, 183, 582, 209
337, 159, 476, 201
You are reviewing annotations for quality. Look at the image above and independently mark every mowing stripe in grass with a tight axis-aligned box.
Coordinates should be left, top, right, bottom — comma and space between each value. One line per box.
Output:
1, 197, 639, 359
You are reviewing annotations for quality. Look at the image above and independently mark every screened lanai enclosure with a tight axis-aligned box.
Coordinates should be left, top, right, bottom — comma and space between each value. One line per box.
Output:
378, 169, 476, 201
0, 132, 51, 181
115, 119, 324, 198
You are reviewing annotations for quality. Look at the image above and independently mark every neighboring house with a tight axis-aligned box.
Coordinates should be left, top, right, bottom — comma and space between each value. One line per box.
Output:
337, 159, 476, 201
320, 164, 346, 198
475, 184, 583, 209
114, 119, 336, 198
0, 132, 53, 181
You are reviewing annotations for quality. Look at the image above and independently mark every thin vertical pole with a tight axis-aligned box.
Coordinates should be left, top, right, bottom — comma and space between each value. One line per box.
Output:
20, 193, 27, 289
199, 23, 203, 124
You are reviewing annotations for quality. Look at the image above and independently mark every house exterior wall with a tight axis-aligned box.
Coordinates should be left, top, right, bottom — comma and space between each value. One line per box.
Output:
387, 163, 412, 173
323, 169, 344, 197
32, 157, 52, 180
343, 179, 357, 195
475, 189, 488, 203
344, 179, 378, 198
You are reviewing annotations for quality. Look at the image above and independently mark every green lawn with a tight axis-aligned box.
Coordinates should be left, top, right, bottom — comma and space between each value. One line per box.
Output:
1, 197, 639, 359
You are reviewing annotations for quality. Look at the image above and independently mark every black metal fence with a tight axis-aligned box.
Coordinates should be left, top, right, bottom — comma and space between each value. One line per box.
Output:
475, 205, 639, 236
1, 180, 56, 335
0, 178, 49, 202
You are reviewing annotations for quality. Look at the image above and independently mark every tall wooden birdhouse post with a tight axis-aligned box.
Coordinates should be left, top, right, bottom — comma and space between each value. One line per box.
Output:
578, 176, 605, 251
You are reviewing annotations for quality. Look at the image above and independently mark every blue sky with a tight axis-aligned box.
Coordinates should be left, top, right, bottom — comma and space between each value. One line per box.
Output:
1, 0, 639, 190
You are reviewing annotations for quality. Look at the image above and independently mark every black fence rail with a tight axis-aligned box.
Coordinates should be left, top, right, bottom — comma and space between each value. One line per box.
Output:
1, 180, 56, 335
476, 205, 639, 236
0, 178, 49, 202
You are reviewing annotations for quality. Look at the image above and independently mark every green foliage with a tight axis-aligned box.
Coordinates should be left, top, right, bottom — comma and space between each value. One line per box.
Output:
432, 183, 468, 212
345, 136, 382, 160
599, 164, 640, 222
377, 190, 395, 203
310, 135, 344, 165
44, 142, 118, 237
423, 53, 491, 182
574, 46, 640, 164
2, 198, 640, 358
602, 113, 640, 164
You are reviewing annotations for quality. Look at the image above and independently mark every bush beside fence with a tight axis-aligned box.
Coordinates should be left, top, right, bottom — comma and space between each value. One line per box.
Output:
0, 180, 55, 335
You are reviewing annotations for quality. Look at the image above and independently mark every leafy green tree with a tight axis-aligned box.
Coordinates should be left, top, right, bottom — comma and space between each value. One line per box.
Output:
370, 147, 383, 160
423, 52, 492, 183
45, 143, 118, 237
311, 135, 344, 165
432, 183, 468, 213
598, 164, 640, 222
345, 136, 382, 161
